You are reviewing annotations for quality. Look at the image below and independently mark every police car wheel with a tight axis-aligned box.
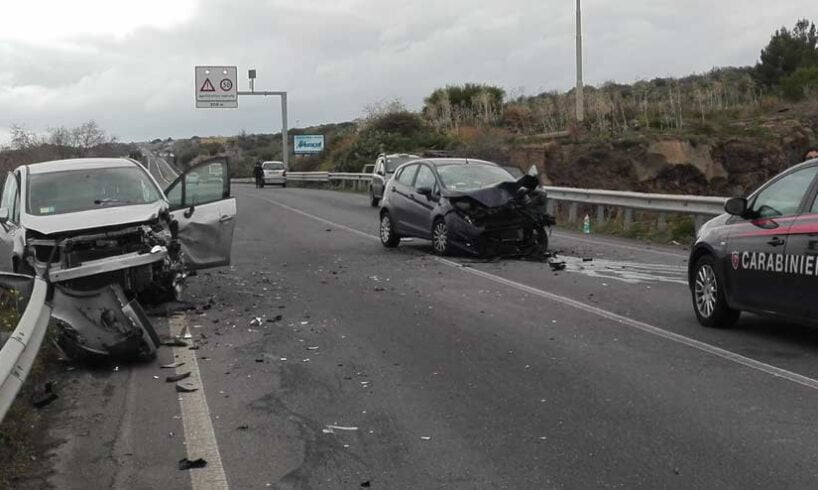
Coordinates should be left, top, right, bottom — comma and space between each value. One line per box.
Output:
692, 255, 740, 328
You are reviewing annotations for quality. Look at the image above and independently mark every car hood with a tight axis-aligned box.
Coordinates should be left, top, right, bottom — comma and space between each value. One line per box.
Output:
23, 201, 168, 235
444, 175, 540, 207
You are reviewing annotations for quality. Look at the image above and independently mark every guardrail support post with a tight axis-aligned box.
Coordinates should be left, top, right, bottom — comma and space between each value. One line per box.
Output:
623, 208, 633, 229
596, 205, 605, 225
694, 215, 706, 233
568, 203, 578, 224
547, 200, 556, 216
657, 212, 667, 232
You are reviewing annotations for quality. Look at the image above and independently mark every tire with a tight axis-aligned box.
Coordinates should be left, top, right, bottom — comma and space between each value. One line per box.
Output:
432, 218, 455, 256
370, 188, 379, 207
691, 254, 740, 328
380, 211, 400, 248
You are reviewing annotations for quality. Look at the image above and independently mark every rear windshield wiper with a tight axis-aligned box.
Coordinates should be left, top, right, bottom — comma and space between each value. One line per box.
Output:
94, 198, 135, 205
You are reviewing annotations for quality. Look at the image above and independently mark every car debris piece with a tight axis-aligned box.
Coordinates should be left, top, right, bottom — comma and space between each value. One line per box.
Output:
161, 337, 188, 347
166, 372, 191, 383
178, 458, 208, 470
266, 315, 283, 323
175, 384, 198, 393
237, 424, 250, 430
182, 327, 193, 339
548, 259, 567, 272
31, 382, 58, 409
51, 284, 160, 361
420, 436, 432, 441
324, 425, 359, 432
161, 362, 185, 369
360, 481, 371, 488
306, 346, 319, 351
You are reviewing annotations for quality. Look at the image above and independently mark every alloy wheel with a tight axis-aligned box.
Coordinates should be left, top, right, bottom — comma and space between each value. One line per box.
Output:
433, 222, 448, 253
694, 264, 718, 318
380, 215, 392, 243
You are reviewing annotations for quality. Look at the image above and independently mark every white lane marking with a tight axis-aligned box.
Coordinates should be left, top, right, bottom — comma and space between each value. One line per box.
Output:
436, 256, 818, 391
552, 231, 688, 259
244, 190, 818, 392
244, 191, 380, 242
170, 314, 229, 489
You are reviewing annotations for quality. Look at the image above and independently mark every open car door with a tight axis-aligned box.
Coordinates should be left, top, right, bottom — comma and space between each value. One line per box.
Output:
164, 158, 236, 270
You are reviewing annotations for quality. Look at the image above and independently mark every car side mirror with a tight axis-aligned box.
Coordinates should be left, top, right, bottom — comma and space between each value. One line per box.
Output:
0, 208, 8, 224
725, 197, 748, 217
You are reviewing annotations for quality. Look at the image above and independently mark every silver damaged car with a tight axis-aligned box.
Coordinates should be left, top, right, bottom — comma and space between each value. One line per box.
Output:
0, 157, 236, 360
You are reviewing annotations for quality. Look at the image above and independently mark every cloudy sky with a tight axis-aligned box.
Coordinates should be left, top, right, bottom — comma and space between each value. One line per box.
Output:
0, 0, 815, 143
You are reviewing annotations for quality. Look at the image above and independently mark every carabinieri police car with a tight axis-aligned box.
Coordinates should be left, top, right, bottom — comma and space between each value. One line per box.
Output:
689, 158, 818, 327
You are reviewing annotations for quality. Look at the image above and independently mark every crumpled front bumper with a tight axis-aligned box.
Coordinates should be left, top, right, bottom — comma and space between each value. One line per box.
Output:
51, 283, 160, 361
446, 214, 549, 258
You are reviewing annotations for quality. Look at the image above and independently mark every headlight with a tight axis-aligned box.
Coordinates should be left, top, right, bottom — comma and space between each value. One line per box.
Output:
454, 200, 472, 211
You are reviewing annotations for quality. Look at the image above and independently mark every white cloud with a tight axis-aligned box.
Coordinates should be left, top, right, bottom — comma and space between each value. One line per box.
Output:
0, 0, 814, 143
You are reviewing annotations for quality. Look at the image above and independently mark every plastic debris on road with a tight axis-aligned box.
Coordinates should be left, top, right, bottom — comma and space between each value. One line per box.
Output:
31, 382, 58, 409
175, 384, 198, 393
324, 425, 359, 433
161, 362, 185, 369
420, 436, 432, 441
166, 372, 191, 383
178, 457, 208, 470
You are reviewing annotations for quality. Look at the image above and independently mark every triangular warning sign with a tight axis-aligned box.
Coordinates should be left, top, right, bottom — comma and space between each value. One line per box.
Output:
200, 78, 215, 92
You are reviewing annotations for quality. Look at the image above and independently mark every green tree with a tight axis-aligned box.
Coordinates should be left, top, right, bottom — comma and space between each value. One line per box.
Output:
755, 19, 818, 88
781, 66, 818, 101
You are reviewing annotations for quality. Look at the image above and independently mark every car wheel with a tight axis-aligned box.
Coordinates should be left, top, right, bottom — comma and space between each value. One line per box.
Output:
432, 219, 454, 256
370, 188, 379, 207
380, 212, 400, 248
692, 255, 740, 328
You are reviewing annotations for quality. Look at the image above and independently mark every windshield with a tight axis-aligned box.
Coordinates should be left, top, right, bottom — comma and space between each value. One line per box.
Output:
28, 167, 162, 216
436, 164, 515, 192
385, 157, 415, 173
262, 162, 284, 170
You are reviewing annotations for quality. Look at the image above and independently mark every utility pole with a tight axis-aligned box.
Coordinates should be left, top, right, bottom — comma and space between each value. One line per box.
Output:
575, 0, 585, 124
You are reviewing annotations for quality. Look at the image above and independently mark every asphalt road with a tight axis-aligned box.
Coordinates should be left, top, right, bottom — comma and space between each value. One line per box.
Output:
29, 185, 818, 489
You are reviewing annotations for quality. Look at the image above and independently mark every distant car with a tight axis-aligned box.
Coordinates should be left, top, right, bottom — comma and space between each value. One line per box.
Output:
262, 161, 287, 187
378, 158, 554, 257
689, 157, 818, 328
0, 157, 236, 359
369, 153, 420, 207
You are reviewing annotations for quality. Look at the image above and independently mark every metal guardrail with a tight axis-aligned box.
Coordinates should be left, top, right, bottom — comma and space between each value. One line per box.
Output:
542, 186, 727, 216
0, 275, 52, 423
233, 172, 728, 223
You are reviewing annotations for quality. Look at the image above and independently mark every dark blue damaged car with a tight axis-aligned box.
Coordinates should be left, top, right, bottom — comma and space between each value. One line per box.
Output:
378, 158, 555, 257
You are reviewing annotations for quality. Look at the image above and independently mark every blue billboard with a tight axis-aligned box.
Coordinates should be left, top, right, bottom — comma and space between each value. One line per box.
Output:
293, 134, 325, 154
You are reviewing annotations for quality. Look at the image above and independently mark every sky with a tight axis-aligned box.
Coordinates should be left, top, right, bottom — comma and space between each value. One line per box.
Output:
0, 0, 815, 144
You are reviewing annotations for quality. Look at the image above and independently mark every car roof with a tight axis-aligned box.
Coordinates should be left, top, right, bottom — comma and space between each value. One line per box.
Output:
423, 158, 498, 167
26, 158, 140, 175
262, 161, 284, 165
384, 154, 419, 159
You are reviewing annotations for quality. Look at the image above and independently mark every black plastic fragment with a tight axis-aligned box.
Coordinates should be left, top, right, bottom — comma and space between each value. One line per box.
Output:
166, 372, 191, 383
31, 382, 58, 409
178, 458, 208, 470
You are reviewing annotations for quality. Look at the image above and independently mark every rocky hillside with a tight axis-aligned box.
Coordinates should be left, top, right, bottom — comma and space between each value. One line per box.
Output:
507, 102, 818, 197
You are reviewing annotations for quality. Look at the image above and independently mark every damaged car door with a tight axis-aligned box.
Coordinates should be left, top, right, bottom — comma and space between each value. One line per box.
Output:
0, 172, 23, 272
164, 158, 236, 269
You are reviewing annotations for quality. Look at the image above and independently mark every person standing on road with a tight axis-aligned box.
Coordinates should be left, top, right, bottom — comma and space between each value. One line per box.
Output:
253, 161, 264, 188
